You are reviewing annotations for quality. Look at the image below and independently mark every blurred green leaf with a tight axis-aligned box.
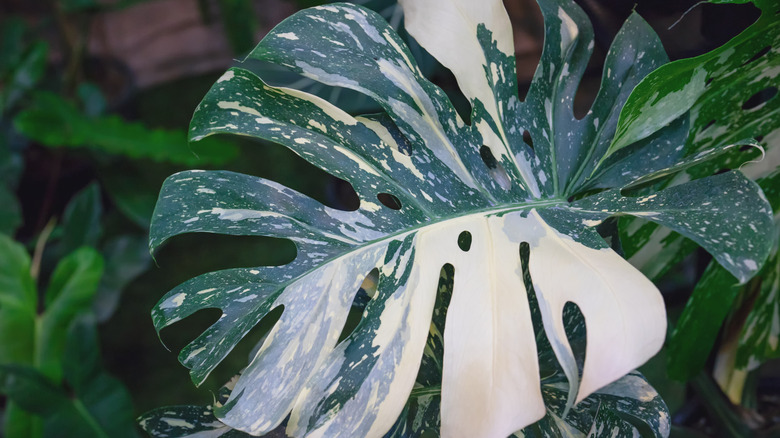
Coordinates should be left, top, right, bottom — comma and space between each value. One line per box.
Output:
39, 246, 103, 382
668, 263, 743, 381
0, 184, 22, 235
220, 0, 257, 55
0, 234, 36, 366
99, 161, 164, 228
13, 92, 239, 165
59, 183, 103, 257
0, 41, 48, 115
93, 235, 151, 322
77, 82, 108, 118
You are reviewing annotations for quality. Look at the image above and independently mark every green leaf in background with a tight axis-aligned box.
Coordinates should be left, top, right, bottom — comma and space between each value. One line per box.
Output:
0, 184, 22, 235
0, 29, 48, 115
93, 235, 152, 322
38, 246, 103, 382
0, 318, 139, 438
219, 0, 258, 55
148, 0, 775, 436
59, 183, 103, 257
0, 234, 36, 366
13, 91, 239, 166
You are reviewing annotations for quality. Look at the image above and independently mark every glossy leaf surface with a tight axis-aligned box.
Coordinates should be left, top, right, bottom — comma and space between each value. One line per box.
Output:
150, 1, 774, 436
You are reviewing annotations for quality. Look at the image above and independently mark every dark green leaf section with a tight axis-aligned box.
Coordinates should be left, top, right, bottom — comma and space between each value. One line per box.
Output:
13, 92, 238, 165
527, 10, 667, 194
571, 171, 774, 283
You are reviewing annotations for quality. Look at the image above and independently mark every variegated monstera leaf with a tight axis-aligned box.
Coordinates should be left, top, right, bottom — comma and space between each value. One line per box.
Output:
149, 0, 774, 437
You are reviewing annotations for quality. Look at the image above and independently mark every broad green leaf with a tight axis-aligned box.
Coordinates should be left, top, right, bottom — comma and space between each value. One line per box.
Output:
608, 0, 780, 162
13, 92, 239, 166
38, 246, 103, 382
0, 320, 139, 438
0, 234, 36, 365
150, 1, 774, 436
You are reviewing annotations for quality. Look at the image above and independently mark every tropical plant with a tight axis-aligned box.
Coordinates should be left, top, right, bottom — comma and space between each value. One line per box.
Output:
144, 0, 775, 437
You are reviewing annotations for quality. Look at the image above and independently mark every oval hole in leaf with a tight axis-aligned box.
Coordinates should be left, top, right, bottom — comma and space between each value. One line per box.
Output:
457, 231, 472, 252
706, 76, 714, 86
522, 130, 534, 149
702, 119, 717, 131
338, 268, 378, 343
742, 86, 778, 111
742, 45, 771, 66
328, 176, 360, 211
479, 145, 511, 190
210, 305, 285, 389
377, 193, 402, 210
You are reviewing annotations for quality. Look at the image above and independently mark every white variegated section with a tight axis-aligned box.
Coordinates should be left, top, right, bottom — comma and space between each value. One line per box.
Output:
288, 236, 440, 438
399, 0, 513, 127
441, 214, 545, 438
220, 244, 388, 435
524, 210, 666, 406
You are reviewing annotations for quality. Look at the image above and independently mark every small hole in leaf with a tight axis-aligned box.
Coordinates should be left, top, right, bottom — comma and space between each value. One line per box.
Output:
742, 86, 778, 110
756, 135, 765, 143
714, 168, 730, 175
479, 145, 511, 190
457, 231, 472, 252
739, 144, 754, 152
522, 130, 534, 149
377, 193, 402, 210
703, 119, 716, 130
705, 77, 714, 86
338, 269, 378, 343
742, 45, 771, 66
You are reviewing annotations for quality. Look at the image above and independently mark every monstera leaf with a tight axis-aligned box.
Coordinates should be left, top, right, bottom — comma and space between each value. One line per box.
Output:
614, 0, 780, 281
149, 0, 774, 436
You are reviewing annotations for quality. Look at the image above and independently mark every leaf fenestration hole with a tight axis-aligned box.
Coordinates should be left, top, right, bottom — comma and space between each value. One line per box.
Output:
213, 304, 284, 388
377, 193, 402, 210
479, 145, 511, 191
742, 86, 778, 111
741, 45, 771, 66
338, 268, 378, 343
457, 231, 472, 252
562, 301, 587, 371
522, 130, 534, 149
702, 119, 716, 130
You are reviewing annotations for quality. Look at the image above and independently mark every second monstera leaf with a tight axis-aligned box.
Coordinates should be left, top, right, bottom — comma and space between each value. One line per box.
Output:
149, 0, 774, 437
